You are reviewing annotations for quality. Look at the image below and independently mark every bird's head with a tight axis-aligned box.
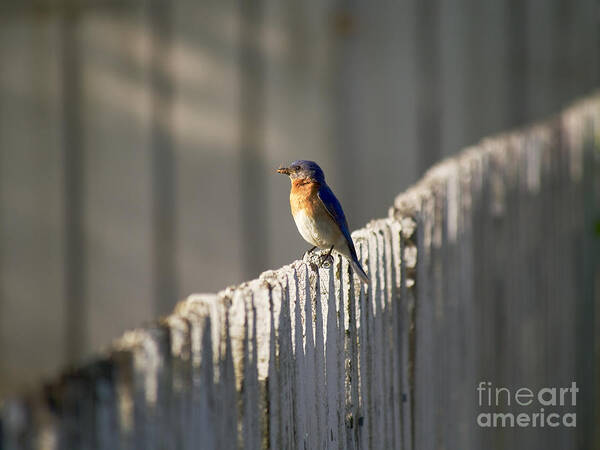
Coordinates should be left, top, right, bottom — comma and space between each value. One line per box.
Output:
277, 160, 325, 183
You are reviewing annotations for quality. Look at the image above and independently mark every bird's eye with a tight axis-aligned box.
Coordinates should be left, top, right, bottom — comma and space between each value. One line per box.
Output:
293, 165, 300, 171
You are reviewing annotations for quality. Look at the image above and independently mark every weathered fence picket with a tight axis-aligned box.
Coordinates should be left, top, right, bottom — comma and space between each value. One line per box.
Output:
1, 93, 599, 449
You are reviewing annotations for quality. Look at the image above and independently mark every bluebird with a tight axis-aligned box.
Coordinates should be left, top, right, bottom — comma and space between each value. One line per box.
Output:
277, 160, 370, 284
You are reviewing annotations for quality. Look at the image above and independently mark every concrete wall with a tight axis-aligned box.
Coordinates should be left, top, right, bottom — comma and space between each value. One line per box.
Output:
1, 93, 598, 450
1, 0, 599, 397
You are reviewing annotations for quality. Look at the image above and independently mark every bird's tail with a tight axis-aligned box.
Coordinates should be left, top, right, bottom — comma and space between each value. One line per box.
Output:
350, 258, 370, 285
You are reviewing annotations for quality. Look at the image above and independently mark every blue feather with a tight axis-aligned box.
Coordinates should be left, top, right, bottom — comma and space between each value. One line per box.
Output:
317, 184, 359, 261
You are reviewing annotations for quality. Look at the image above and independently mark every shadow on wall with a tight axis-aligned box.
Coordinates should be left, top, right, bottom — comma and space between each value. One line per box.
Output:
0, 0, 599, 400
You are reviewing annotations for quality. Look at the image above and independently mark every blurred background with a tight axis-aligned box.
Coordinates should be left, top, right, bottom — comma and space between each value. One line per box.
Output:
0, 0, 598, 396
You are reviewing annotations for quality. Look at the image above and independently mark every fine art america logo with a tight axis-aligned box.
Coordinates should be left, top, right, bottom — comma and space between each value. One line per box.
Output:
476, 381, 578, 428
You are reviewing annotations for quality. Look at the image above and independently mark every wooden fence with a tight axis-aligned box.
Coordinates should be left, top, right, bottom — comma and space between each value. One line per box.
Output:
1, 94, 599, 449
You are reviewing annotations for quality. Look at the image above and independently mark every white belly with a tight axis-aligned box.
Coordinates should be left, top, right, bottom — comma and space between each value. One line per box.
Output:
293, 209, 344, 249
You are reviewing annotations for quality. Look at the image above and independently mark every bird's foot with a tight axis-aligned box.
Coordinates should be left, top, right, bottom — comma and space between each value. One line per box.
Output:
319, 252, 334, 268
303, 246, 318, 259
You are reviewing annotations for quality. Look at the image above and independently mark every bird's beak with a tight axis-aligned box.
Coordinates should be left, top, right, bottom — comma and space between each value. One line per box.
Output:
277, 166, 290, 175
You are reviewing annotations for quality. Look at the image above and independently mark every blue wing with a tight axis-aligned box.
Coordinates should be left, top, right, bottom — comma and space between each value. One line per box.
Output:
317, 184, 358, 259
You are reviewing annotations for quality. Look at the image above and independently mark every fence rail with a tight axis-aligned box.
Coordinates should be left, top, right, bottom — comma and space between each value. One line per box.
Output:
1, 93, 599, 449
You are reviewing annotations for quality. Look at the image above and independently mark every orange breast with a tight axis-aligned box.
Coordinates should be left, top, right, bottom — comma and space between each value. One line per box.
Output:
290, 179, 321, 216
